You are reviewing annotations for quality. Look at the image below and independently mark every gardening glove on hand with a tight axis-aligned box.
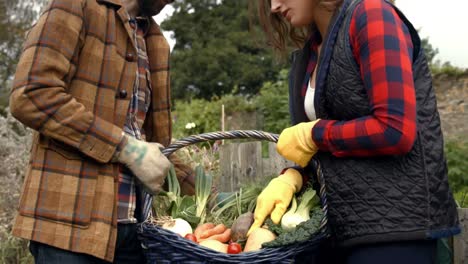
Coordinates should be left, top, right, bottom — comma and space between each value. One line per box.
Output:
247, 168, 303, 236
113, 134, 171, 195
276, 120, 320, 167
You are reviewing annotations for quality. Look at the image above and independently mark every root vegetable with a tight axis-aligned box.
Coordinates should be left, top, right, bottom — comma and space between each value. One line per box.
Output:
199, 240, 228, 253
200, 223, 226, 239
244, 228, 276, 252
230, 212, 254, 242
194, 222, 216, 239
161, 218, 193, 237
200, 228, 232, 243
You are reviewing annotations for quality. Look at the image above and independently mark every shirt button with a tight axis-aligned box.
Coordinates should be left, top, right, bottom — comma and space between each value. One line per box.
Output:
118, 90, 128, 99
125, 53, 135, 62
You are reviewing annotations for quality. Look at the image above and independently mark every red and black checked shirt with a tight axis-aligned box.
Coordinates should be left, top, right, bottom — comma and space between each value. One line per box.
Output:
310, 0, 416, 157
118, 16, 152, 223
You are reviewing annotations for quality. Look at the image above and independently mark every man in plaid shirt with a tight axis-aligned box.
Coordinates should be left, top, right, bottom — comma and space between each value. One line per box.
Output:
9, 0, 196, 263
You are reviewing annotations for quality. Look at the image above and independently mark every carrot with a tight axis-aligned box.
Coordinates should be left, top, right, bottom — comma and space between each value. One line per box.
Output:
194, 223, 215, 239
201, 228, 232, 243
200, 223, 227, 239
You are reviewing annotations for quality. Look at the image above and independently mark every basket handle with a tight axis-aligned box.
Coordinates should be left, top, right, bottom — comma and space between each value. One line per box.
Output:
161, 130, 279, 157
142, 130, 329, 235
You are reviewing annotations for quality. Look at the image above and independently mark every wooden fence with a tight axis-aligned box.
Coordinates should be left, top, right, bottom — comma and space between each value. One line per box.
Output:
455, 208, 468, 264
218, 141, 467, 263
218, 141, 293, 192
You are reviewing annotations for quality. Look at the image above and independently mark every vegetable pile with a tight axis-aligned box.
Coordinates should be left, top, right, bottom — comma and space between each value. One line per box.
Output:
151, 164, 323, 254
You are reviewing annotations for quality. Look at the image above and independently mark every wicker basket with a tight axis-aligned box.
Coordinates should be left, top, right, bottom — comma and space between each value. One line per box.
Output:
137, 130, 329, 264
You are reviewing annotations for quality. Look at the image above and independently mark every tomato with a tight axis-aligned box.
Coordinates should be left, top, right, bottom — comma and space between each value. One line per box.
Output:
184, 233, 198, 243
227, 242, 242, 254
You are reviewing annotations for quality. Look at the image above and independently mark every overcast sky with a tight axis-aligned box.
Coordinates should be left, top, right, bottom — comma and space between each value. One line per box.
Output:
396, 0, 468, 68
155, 0, 468, 68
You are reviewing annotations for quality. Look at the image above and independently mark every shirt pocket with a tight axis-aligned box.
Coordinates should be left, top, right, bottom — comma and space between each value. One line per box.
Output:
18, 136, 98, 228
43, 138, 84, 160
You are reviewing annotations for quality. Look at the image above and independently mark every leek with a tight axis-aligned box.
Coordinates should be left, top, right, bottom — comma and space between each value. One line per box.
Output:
195, 165, 213, 224
159, 165, 200, 226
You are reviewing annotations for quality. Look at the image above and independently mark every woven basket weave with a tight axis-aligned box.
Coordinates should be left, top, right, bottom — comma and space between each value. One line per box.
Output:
137, 130, 329, 264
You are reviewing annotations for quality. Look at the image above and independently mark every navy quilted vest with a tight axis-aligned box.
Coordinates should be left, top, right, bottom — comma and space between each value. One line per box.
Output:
289, 0, 460, 246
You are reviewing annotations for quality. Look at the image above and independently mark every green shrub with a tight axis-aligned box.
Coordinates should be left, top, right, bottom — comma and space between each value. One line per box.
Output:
171, 68, 292, 139
431, 62, 468, 78
172, 95, 256, 139
445, 140, 468, 207
254, 69, 290, 134
0, 230, 32, 264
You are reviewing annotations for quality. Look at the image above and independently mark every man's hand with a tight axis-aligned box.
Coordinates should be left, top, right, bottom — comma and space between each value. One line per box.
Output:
276, 120, 320, 167
113, 135, 171, 194
247, 168, 303, 236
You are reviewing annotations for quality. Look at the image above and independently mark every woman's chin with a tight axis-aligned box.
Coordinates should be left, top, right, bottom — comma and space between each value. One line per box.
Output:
289, 19, 309, 28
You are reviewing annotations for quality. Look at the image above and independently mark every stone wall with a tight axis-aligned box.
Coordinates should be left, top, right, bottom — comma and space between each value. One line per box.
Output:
434, 74, 468, 140
0, 111, 31, 239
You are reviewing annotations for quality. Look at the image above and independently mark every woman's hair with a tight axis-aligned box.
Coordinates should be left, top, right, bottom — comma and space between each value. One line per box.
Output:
250, 0, 342, 53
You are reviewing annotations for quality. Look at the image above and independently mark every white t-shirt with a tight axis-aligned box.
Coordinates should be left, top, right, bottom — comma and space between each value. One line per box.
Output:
304, 67, 317, 121
305, 45, 321, 121
304, 81, 316, 120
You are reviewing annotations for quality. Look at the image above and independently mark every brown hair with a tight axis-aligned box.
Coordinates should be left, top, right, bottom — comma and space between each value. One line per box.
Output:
250, 0, 343, 53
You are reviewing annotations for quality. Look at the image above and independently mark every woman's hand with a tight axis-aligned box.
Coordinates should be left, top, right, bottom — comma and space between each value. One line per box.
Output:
247, 168, 303, 236
276, 120, 320, 167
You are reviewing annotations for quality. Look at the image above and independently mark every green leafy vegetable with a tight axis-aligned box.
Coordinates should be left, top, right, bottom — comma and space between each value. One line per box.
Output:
263, 207, 324, 248
264, 218, 285, 236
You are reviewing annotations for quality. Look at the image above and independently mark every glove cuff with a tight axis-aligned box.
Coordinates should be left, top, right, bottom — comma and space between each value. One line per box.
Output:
278, 168, 303, 192
111, 132, 128, 163
298, 119, 320, 151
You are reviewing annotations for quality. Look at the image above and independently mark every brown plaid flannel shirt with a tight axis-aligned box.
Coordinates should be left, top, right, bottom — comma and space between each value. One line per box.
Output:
9, 0, 172, 261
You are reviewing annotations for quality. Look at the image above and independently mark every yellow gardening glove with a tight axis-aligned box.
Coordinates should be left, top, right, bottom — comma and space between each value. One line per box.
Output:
247, 168, 303, 236
276, 120, 320, 167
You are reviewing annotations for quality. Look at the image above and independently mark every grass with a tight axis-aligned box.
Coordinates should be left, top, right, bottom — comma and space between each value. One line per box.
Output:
0, 229, 32, 264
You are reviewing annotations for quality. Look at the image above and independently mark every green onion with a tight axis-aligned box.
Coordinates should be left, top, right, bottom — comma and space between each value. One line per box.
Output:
195, 165, 213, 224
209, 186, 262, 226
158, 165, 200, 227
165, 164, 180, 198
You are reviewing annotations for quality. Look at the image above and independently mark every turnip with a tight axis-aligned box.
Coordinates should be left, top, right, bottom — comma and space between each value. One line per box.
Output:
161, 217, 193, 237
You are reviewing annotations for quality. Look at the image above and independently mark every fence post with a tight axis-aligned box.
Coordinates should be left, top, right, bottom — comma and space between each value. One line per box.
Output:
454, 208, 468, 264
218, 142, 263, 192
262, 142, 295, 177
219, 142, 295, 192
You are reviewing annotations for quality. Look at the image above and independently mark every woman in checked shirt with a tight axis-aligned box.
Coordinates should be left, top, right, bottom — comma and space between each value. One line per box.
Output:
248, 0, 460, 263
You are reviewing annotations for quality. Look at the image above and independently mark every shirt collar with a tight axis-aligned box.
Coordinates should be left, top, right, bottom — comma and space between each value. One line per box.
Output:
96, 0, 122, 7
